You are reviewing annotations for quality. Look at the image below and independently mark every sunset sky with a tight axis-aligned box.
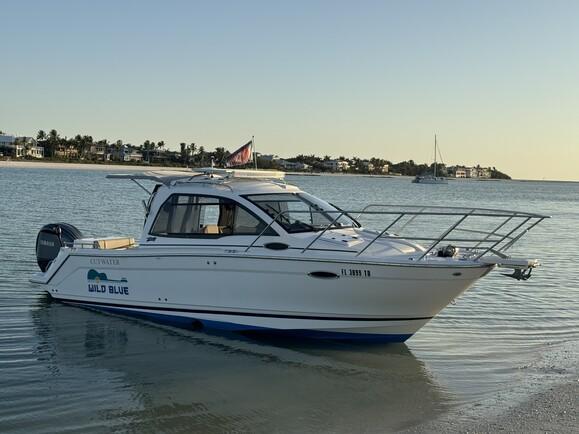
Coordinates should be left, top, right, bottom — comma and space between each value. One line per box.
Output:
2, 0, 578, 180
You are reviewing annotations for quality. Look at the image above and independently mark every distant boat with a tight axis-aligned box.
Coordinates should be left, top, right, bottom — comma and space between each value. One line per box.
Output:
412, 135, 447, 184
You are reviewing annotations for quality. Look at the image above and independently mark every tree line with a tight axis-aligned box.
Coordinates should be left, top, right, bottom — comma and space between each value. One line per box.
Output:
34, 129, 229, 166
3, 129, 511, 178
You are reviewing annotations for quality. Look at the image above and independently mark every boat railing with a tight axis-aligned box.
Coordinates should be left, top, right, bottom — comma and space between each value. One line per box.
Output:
245, 204, 548, 260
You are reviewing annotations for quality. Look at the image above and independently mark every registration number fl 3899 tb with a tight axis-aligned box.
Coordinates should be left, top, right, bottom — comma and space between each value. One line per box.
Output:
341, 268, 371, 277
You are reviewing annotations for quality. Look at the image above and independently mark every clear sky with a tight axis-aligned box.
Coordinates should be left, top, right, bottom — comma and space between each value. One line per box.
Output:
1, 0, 578, 180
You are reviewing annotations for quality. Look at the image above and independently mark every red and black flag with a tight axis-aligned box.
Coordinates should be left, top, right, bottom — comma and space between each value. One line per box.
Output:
225, 140, 253, 167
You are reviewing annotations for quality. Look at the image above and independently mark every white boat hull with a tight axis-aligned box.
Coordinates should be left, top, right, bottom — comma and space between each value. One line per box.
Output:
35, 250, 492, 342
412, 177, 448, 184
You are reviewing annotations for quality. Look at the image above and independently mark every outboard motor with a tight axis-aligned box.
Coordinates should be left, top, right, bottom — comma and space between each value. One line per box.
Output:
35, 223, 83, 272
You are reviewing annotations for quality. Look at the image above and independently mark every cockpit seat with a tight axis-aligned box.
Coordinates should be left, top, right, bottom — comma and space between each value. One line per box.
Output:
73, 237, 135, 249
201, 225, 221, 234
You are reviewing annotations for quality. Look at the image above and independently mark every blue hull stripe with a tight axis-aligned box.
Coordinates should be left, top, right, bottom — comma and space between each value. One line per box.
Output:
61, 300, 413, 342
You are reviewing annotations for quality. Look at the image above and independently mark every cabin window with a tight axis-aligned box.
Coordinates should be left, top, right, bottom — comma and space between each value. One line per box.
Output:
244, 193, 357, 233
150, 194, 276, 238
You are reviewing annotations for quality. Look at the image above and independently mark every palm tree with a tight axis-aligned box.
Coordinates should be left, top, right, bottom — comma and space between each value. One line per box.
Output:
113, 140, 123, 161
214, 147, 227, 166
142, 140, 153, 163
180, 142, 187, 165
81, 135, 94, 159
197, 146, 205, 166
72, 134, 83, 157
37, 130, 47, 141
45, 129, 59, 158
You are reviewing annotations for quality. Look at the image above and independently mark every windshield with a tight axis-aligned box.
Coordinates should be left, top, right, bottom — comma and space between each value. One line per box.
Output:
244, 193, 358, 233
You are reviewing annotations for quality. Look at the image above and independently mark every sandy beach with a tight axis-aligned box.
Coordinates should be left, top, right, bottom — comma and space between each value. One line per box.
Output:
405, 340, 578, 433
0, 160, 178, 172
0, 160, 398, 178
411, 382, 578, 433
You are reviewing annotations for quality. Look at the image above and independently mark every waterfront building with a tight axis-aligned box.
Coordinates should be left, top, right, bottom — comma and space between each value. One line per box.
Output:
123, 149, 143, 162
454, 167, 467, 178
259, 154, 280, 162
477, 167, 491, 178
90, 142, 111, 160
361, 160, 375, 172
0, 134, 16, 156
278, 159, 310, 171
323, 160, 350, 172
1, 135, 44, 158
55, 144, 78, 159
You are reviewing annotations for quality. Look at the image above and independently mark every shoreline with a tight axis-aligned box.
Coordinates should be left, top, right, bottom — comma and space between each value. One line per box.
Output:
404, 339, 578, 433
2, 160, 577, 182
0, 160, 180, 172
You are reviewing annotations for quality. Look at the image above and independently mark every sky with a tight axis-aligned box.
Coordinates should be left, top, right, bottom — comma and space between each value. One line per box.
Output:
1, 0, 578, 180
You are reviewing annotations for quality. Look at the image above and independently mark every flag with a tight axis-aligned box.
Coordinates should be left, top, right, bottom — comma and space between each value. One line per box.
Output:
225, 140, 253, 167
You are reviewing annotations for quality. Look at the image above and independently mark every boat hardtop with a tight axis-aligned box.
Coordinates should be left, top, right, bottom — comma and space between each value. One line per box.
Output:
104, 169, 426, 261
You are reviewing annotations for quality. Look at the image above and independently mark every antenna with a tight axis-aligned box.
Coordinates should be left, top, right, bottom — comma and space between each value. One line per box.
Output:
434, 134, 437, 177
253, 135, 257, 170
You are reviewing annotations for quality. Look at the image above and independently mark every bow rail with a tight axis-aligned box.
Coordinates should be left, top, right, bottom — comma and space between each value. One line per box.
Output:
246, 204, 548, 264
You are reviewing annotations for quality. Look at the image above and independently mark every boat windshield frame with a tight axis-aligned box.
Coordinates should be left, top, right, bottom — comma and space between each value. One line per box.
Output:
243, 192, 359, 234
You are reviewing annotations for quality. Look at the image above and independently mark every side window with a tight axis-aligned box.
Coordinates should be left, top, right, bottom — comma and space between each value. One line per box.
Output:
150, 194, 275, 237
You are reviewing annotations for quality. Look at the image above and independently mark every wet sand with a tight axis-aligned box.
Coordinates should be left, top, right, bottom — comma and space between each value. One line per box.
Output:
405, 381, 578, 434
464, 382, 577, 433
405, 340, 578, 433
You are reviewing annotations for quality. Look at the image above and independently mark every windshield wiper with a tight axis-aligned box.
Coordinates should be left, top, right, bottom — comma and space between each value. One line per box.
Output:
264, 204, 291, 225
328, 202, 361, 228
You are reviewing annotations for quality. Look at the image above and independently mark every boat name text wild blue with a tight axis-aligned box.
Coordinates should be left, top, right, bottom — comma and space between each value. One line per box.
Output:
87, 269, 129, 295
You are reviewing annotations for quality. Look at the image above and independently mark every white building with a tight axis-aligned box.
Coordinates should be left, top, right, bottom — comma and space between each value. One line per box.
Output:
361, 160, 374, 172
465, 167, 478, 178
323, 160, 350, 172
1, 135, 44, 158
278, 160, 310, 171
477, 167, 491, 178
259, 154, 280, 162
454, 167, 467, 178
124, 150, 143, 162
459, 166, 492, 178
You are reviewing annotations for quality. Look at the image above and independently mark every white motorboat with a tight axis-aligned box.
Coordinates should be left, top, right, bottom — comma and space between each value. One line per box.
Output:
412, 134, 448, 184
31, 169, 547, 342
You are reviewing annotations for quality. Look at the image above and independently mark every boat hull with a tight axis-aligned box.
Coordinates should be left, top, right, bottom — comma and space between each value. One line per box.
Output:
37, 251, 492, 342
412, 177, 448, 184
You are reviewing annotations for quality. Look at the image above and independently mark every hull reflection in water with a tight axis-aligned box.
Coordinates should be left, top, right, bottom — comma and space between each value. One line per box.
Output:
30, 297, 451, 432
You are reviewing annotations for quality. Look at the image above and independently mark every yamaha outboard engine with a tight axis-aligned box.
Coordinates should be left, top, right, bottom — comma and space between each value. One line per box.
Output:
36, 223, 83, 272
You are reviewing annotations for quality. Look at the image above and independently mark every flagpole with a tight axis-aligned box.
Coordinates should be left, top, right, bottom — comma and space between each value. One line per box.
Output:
253, 135, 257, 170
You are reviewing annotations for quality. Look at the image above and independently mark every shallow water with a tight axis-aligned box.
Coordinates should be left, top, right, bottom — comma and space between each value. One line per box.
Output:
1, 168, 577, 432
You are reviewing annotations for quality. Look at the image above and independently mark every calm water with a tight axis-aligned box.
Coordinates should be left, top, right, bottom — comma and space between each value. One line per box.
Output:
1, 167, 578, 433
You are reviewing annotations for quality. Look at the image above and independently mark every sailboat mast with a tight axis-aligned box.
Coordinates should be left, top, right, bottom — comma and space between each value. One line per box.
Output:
434, 134, 437, 177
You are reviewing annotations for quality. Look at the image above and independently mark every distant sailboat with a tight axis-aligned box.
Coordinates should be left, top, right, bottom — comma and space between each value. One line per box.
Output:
412, 134, 448, 184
